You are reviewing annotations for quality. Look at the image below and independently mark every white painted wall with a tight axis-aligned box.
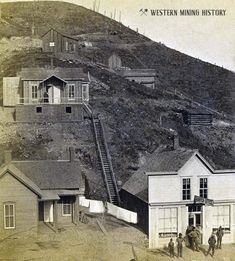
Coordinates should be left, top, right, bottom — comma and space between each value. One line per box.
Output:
149, 156, 235, 204
44, 201, 53, 223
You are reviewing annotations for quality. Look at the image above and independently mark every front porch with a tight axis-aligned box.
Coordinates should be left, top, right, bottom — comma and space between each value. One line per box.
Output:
38, 192, 81, 231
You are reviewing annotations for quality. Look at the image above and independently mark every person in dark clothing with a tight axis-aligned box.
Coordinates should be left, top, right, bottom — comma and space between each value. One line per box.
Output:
176, 233, 184, 257
185, 225, 193, 248
168, 238, 175, 258
188, 226, 199, 251
216, 226, 224, 249
206, 232, 217, 257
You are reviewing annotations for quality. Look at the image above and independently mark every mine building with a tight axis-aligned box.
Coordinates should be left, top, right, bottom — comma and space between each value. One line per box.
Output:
3, 67, 90, 122
121, 144, 235, 248
0, 149, 85, 239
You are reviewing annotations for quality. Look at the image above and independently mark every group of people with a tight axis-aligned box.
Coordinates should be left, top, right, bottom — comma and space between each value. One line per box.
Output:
168, 226, 224, 258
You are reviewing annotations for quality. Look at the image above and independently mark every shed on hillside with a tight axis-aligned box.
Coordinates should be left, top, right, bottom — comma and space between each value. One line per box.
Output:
41, 28, 79, 53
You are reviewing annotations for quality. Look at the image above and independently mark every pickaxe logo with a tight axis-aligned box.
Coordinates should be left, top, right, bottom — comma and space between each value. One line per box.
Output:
139, 8, 148, 16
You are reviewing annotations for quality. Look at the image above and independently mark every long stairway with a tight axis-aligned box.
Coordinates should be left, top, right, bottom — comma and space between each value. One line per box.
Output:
92, 115, 120, 205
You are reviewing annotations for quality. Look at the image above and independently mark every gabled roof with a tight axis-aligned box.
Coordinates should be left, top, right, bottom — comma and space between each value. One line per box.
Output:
11, 160, 85, 190
122, 148, 198, 202
0, 164, 42, 196
17, 67, 89, 82
41, 28, 79, 42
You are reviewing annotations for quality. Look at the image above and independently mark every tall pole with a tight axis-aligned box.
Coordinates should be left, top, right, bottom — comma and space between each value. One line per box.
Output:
119, 11, 121, 23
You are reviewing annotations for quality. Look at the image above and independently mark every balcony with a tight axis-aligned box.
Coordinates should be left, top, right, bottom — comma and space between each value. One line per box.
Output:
17, 97, 88, 105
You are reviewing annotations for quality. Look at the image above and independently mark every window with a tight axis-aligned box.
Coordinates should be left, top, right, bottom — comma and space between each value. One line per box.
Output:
159, 208, 177, 237
4, 203, 15, 229
68, 84, 75, 100
82, 84, 89, 101
62, 198, 72, 216
182, 178, 191, 200
199, 178, 208, 198
212, 205, 230, 232
36, 107, 42, 113
31, 85, 38, 99
66, 106, 72, 113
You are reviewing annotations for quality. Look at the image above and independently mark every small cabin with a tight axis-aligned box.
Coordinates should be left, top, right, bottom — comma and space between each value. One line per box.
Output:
3, 67, 90, 122
117, 68, 156, 89
182, 110, 213, 126
42, 28, 79, 53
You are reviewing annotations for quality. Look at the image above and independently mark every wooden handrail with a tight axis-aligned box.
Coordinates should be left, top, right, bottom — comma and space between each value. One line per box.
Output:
91, 115, 112, 202
98, 115, 121, 205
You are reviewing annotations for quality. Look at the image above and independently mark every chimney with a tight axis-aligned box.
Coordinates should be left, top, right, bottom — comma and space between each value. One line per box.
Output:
4, 150, 12, 164
69, 147, 75, 162
173, 133, 180, 150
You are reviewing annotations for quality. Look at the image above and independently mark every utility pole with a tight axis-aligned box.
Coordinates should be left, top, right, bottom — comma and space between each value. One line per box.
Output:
0, 4, 2, 20
119, 11, 121, 23
113, 8, 116, 20
97, 0, 100, 13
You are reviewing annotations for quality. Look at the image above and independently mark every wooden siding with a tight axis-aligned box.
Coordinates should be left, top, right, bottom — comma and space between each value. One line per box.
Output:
0, 173, 38, 239
15, 104, 84, 122
3, 77, 20, 106
42, 29, 78, 53
57, 196, 75, 225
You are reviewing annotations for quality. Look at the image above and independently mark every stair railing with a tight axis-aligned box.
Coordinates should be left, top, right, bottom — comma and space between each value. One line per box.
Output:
98, 115, 121, 205
91, 115, 112, 203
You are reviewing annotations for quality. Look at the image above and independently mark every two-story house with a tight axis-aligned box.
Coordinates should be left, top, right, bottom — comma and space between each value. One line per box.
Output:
3, 67, 90, 122
121, 147, 235, 248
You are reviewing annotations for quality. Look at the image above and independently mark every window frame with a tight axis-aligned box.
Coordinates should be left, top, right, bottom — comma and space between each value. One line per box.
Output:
68, 84, 75, 100
182, 178, 191, 201
199, 177, 208, 199
158, 207, 178, 238
212, 205, 230, 232
3, 202, 16, 229
62, 198, 72, 217
82, 83, 89, 101
31, 84, 38, 100
36, 106, 42, 114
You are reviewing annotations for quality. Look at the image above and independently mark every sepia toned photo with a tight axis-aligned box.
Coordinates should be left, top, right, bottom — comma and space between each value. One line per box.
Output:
0, 0, 234, 260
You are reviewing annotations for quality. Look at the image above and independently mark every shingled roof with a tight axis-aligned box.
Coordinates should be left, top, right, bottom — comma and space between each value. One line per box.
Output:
122, 148, 197, 202
11, 160, 84, 190
17, 67, 89, 81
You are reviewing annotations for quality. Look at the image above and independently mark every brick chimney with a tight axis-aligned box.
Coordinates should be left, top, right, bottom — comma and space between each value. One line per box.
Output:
4, 150, 12, 164
69, 147, 75, 162
173, 133, 180, 150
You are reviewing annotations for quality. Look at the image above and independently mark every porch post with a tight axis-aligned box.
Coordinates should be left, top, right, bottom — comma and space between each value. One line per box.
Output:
53, 200, 58, 230
73, 195, 79, 225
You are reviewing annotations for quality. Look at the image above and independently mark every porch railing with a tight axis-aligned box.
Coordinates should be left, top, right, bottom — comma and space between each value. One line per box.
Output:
17, 97, 88, 105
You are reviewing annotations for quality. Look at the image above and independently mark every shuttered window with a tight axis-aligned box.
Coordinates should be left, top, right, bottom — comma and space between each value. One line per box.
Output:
4, 203, 15, 229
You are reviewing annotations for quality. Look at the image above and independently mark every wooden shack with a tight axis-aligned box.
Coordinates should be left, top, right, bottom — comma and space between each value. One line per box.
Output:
41, 28, 79, 53
182, 110, 213, 126
117, 68, 156, 88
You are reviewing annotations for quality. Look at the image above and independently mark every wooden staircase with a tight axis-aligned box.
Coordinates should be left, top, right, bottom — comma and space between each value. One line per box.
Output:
92, 115, 120, 205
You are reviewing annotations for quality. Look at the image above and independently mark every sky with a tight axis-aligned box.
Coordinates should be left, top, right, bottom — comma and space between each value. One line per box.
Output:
0, 0, 235, 71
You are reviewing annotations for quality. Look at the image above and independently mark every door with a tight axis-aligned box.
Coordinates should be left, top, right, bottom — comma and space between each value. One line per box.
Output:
47, 85, 61, 104
188, 212, 203, 243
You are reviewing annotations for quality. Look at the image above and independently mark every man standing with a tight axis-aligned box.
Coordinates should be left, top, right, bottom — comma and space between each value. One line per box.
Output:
206, 232, 217, 257
188, 226, 199, 251
168, 238, 175, 258
176, 233, 184, 257
216, 226, 224, 249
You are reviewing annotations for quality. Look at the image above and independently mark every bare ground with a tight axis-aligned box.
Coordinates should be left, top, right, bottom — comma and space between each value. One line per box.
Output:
0, 215, 235, 261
